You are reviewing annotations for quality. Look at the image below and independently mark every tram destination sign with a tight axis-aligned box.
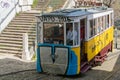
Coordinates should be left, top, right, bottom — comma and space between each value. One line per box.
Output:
38, 16, 71, 22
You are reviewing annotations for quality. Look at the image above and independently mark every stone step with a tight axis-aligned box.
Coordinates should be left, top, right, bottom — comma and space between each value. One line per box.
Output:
0, 39, 35, 46
0, 46, 22, 51
0, 36, 35, 41
19, 13, 38, 16
2, 32, 36, 36
18, 14, 38, 17
11, 20, 35, 23
9, 22, 35, 25
0, 33, 36, 38
0, 36, 22, 40
14, 17, 35, 20
17, 15, 36, 18
21, 11, 40, 14
0, 39, 22, 44
6, 27, 36, 31
26, 10, 41, 13
16, 14, 36, 17
4, 28, 36, 32
33, 8, 42, 10
16, 15, 35, 19
8, 24, 36, 27
35, 5, 48, 8
13, 19, 35, 22
0, 43, 22, 48
8, 25, 36, 28
0, 34, 22, 38
0, 38, 35, 45
0, 49, 22, 54
33, 8, 46, 11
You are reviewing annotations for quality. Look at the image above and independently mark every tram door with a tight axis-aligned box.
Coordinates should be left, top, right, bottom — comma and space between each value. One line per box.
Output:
80, 18, 87, 62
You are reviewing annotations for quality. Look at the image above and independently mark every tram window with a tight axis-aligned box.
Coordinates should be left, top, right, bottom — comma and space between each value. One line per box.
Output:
80, 19, 85, 40
109, 14, 111, 27
93, 19, 97, 35
106, 15, 109, 28
111, 13, 113, 27
66, 23, 78, 46
102, 16, 105, 30
98, 17, 102, 33
89, 19, 94, 38
110, 13, 113, 26
98, 18, 100, 33
74, 22, 79, 45
100, 17, 103, 31
105, 16, 107, 29
43, 23, 64, 44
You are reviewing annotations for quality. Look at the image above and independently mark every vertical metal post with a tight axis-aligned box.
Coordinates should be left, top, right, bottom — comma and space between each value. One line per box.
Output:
64, 22, 66, 45
115, 27, 118, 48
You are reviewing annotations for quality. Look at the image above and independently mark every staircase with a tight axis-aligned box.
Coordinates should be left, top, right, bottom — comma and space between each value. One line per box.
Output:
0, 11, 40, 57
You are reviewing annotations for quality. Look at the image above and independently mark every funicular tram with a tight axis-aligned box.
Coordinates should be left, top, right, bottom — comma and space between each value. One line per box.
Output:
36, 7, 114, 75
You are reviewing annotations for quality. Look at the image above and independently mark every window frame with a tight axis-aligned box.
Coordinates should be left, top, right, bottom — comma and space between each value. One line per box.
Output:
65, 22, 80, 47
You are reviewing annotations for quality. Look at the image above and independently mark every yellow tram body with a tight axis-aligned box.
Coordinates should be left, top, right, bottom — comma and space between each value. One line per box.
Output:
85, 26, 114, 61
71, 47, 80, 73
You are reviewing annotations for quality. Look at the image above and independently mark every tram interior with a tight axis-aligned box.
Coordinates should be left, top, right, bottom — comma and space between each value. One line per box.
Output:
43, 23, 64, 44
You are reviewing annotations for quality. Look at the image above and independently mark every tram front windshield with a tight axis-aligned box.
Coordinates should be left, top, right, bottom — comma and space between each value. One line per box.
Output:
43, 22, 79, 46
43, 23, 64, 44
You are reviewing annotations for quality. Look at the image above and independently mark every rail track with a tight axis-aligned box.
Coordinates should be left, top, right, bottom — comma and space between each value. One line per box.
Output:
103, 66, 120, 80
0, 51, 120, 80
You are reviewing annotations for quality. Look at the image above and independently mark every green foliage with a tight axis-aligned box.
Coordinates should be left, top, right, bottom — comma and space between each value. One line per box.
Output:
32, 0, 38, 8
48, 0, 66, 9
32, 53, 36, 61
16, 13, 20, 16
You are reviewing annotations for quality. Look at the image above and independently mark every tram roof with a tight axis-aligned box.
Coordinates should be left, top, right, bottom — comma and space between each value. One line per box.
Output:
39, 7, 113, 17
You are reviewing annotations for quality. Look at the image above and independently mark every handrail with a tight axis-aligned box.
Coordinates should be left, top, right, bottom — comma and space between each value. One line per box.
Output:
0, 1, 19, 26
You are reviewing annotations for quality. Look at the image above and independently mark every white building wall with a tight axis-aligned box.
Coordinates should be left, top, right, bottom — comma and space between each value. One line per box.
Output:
0, 0, 33, 33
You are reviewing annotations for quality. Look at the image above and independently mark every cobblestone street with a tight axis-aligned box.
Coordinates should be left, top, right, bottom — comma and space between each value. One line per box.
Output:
0, 49, 120, 80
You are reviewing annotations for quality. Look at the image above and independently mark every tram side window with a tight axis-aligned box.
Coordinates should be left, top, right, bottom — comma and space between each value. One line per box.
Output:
110, 13, 113, 26
109, 14, 112, 27
93, 19, 97, 35
105, 16, 107, 29
106, 15, 109, 28
102, 16, 105, 30
74, 22, 79, 45
89, 19, 97, 38
100, 17, 103, 31
98, 18, 100, 33
98, 17, 103, 33
66, 23, 78, 46
89, 19, 93, 38
111, 13, 114, 26
43, 23, 64, 44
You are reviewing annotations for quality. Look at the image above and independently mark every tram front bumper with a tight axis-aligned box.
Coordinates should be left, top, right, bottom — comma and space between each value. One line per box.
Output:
36, 44, 78, 75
